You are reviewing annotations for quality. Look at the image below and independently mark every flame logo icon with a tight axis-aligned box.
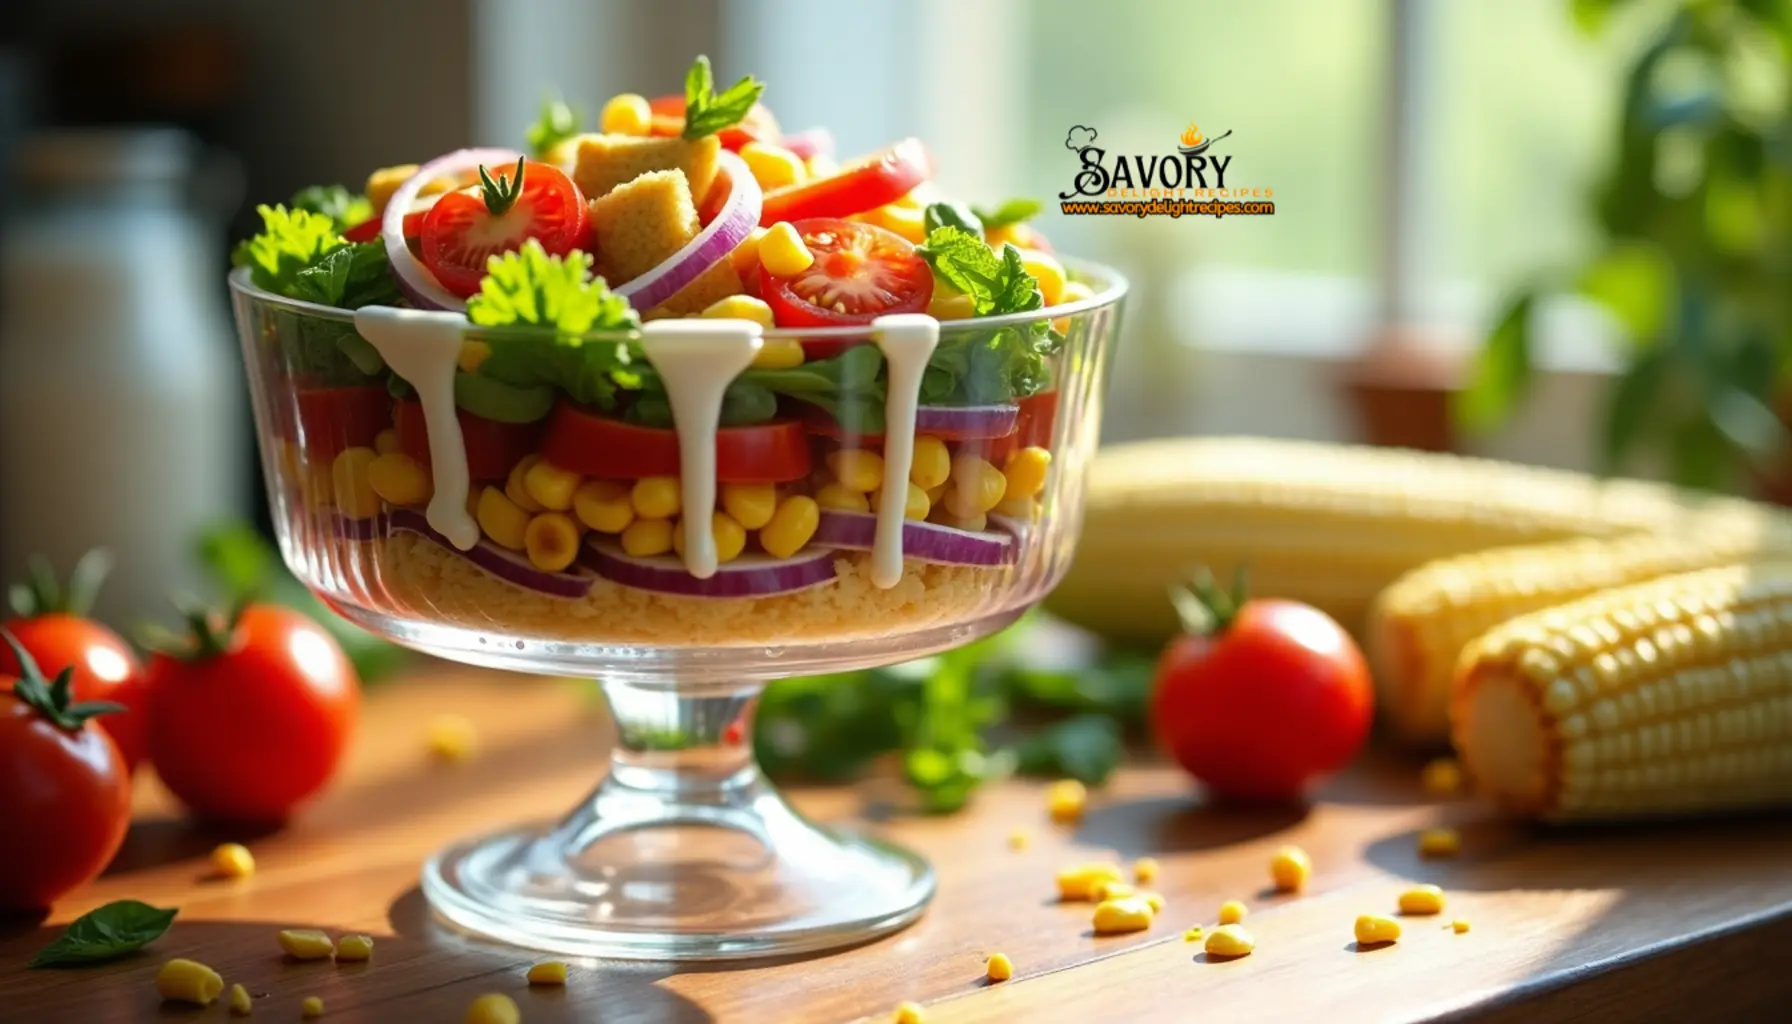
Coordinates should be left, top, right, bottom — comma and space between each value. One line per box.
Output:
1178, 123, 1232, 156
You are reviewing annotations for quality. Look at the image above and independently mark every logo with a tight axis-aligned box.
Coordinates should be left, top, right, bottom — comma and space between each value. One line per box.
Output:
1058, 123, 1274, 219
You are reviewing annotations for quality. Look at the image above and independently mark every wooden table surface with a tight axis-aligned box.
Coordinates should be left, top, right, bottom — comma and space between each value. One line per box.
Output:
5, 668, 1792, 1024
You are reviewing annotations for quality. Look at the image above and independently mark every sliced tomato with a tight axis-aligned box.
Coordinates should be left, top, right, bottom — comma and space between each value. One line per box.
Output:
394, 400, 542, 481
648, 95, 781, 151
762, 219, 933, 330
953, 390, 1060, 463
295, 386, 392, 458
419, 160, 590, 298
541, 402, 811, 484
760, 138, 933, 226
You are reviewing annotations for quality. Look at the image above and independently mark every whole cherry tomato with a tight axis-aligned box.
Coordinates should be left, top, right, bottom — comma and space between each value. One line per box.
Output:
147, 603, 359, 823
0, 631, 132, 910
1152, 571, 1373, 802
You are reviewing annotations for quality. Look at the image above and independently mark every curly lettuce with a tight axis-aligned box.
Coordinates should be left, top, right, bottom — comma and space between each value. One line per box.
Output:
465, 241, 640, 408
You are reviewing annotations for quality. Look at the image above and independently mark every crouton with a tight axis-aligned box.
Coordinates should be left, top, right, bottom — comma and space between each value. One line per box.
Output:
588, 170, 702, 284
573, 134, 720, 204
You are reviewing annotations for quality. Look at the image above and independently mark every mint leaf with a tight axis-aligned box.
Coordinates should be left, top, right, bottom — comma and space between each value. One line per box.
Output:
526, 95, 581, 157
30, 901, 178, 968
289, 185, 373, 232
916, 228, 1044, 317
466, 241, 640, 409
923, 202, 983, 237
971, 198, 1043, 230
681, 55, 766, 141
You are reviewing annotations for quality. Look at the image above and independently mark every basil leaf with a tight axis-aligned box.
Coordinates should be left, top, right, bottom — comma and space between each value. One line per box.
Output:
681, 55, 766, 141
972, 197, 1043, 230
30, 900, 178, 968
923, 202, 983, 237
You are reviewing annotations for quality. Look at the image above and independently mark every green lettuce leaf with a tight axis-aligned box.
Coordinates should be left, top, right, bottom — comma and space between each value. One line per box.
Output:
289, 185, 373, 232
466, 241, 640, 409
916, 228, 1051, 405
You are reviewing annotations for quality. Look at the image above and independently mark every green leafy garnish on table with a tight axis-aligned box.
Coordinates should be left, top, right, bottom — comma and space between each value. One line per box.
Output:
29, 900, 177, 968
681, 54, 766, 141
466, 240, 640, 408
526, 94, 582, 158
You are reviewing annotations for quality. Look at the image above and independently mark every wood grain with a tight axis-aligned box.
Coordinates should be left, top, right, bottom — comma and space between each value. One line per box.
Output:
2, 669, 1789, 1023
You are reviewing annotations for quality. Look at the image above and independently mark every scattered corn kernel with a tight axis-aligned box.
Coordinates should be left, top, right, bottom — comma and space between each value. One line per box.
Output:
702, 293, 778, 329
573, 479, 635, 534
760, 221, 815, 277
331, 447, 382, 520
301, 996, 324, 1019
631, 476, 682, 519
719, 482, 778, 530
1182, 926, 1204, 942
1398, 884, 1446, 916
1418, 827, 1462, 858
1203, 924, 1255, 958
1139, 890, 1166, 914
277, 928, 335, 961
893, 1002, 925, 1024
465, 993, 520, 1024
827, 449, 886, 492
910, 435, 952, 490
1421, 757, 1464, 797
1355, 913, 1402, 946
599, 93, 652, 136
1046, 778, 1086, 823
227, 982, 253, 1016
367, 453, 432, 507
504, 455, 545, 512
1092, 896, 1155, 934
672, 511, 748, 563
476, 486, 531, 550
1269, 845, 1312, 893
620, 516, 675, 558
156, 958, 224, 1006
427, 713, 477, 763
730, 225, 770, 276
815, 481, 871, 512
1218, 900, 1248, 925
752, 335, 805, 370
1452, 918, 1471, 934
872, 481, 930, 520
523, 459, 581, 511
985, 952, 1013, 982
526, 960, 568, 985
1055, 862, 1124, 901
1091, 879, 1136, 902
926, 288, 977, 321
1019, 249, 1067, 307
204, 844, 254, 886
947, 454, 1007, 516
1132, 857, 1160, 884
1007, 828, 1029, 851
740, 141, 807, 191
1002, 447, 1052, 500
759, 495, 820, 558
335, 934, 374, 962
373, 428, 401, 456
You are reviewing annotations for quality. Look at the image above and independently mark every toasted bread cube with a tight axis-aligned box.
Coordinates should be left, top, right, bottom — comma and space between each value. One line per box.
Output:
589, 170, 700, 284
573, 133, 720, 204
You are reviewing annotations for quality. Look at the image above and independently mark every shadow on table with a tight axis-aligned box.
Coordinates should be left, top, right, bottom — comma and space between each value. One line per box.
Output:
1073, 794, 1308, 857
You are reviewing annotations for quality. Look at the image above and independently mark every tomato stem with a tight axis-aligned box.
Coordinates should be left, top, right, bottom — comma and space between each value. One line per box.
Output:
0, 629, 124, 731
141, 595, 250, 662
1168, 564, 1250, 637
6, 549, 112, 619
478, 157, 527, 217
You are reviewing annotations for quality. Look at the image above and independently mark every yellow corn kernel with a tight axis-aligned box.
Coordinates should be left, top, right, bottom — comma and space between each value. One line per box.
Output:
367, 453, 432, 507
1091, 879, 1136, 902
893, 1002, 925, 1024
985, 952, 1013, 982
1020, 249, 1067, 307
523, 459, 581, 511
1204, 924, 1255, 958
631, 476, 682, 519
427, 713, 477, 763
730, 225, 770, 276
760, 495, 820, 559
859, 202, 925, 243
721, 483, 778, 530
925, 482, 948, 506
702, 293, 778, 329
1421, 757, 1464, 797
807, 153, 840, 179
740, 141, 807, 191
1452, 918, 1472, 934
299, 454, 334, 510
1055, 862, 1123, 901
993, 495, 1039, 520
504, 454, 545, 512
1002, 447, 1052, 500
1092, 896, 1155, 934
927, 290, 976, 321
932, 509, 987, 532
672, 511, 748, 563
600, 93, 652, 136
1133, 857, 1160, 884
815, 482, 871, 513
1355, 913, 1402, 946
302, 996, 324, 1019
1418, 827, 1461, 858
373, 428, 401, 456
227, 982, 253, 1016
1218, 900, 1248, 925
331, 447, 382, 520
466, 993, 520, 1024
1269, 845, 1311, 893
1398, 884, 1446, 916
948, 454, 1007, 516
910, 435, 951, 490
526, 961, 568, 985
1140, 890, 1166, 914
872, 482, 930, 520
476, 486, 531, 550
827, 449, 885, 492
156, 958, 224, 1006
335, 934, 374, 962
278, 928, 335, 961
458, 340, 492, 374
752, 336, 806, 370
211, 842, 255, 879
524, 512, 581, 572
620, 517, 675, 558
365, 163, 420, 213
1047, 778, 1086, 822
1007, 828, 1029, 850
573, 479, 635, 533
1182, 926, 1204, 942
760, 221, 814, 277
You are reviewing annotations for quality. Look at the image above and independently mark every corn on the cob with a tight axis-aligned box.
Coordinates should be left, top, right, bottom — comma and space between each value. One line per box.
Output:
1046, 437, 1745, 644
1453, 563, 1792, 821
1373, 519, 1792, 746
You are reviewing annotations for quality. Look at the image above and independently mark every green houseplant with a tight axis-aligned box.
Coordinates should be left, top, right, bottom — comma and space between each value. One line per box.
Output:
1460, 0, 1792, 493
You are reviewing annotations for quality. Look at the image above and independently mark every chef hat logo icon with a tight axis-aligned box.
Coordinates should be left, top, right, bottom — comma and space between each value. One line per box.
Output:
1065, 126, 1098, 151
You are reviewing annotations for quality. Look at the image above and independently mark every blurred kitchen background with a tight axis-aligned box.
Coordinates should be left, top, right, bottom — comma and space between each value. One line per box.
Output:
0, 0, 1782, 626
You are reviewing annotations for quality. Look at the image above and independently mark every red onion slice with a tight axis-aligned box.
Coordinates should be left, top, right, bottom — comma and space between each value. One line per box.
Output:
381, 147, 523, 312
812, 511, 1013, 566
390, 508, 593, 598
614, 150, 761, 312
581, 540, 837, 598
781, 128, 835, 160
915, 404, 1019, 439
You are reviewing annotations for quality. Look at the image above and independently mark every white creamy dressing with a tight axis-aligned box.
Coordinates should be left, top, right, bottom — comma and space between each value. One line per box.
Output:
867, 314, 941, 588
638, 319, 764, 579
352, 307, 481, 550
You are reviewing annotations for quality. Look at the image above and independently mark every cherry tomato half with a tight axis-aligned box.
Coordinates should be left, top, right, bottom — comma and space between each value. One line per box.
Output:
394, 400, 542, 482
420, 159, 590, 298
761, 138, 933, 226
762, 219, 934, 330
0, 615, 150, 771
648, 94, 781, 151
294, 385, 393, 459
540, 401, 812, 484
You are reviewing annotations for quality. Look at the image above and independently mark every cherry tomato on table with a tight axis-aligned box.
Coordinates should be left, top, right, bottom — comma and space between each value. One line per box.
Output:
0, 631, 131, 910
0, 552, 151, 770
541, 401, 812, 484
394, 399, 543, 482
760, 138, 934, 226
147, 604, 360, 823
1151, 572, 1372, 803
420, 159, 590, 298
762, 219, 934, 337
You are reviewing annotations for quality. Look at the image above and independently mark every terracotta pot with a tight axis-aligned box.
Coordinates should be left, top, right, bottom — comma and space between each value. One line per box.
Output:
1339, 328, 1465, 452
